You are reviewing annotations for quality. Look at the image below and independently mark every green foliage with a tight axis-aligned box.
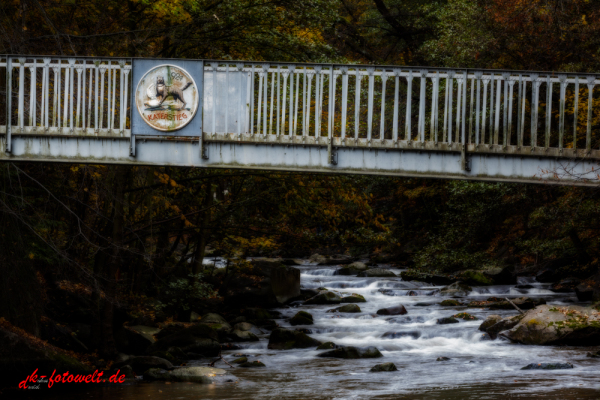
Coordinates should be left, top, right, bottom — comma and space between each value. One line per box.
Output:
156, 273, 215, 312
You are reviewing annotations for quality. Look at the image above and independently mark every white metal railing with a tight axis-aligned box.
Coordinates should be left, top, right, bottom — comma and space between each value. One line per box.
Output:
203, 61, 600, 156
2, 56, 600, 160
1, 57, 131, 144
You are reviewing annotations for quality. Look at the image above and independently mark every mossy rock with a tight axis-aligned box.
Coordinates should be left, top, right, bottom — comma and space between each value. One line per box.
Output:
232, 356, 248, 364
452, 312, 478, 321
456, 270, 494, 286
440, 299, 461, 306
304, 291, 341, 305
290, 311, 314, 326
341, 294, 367, 303
478, 315, 502, 332
327, 304, 361, 313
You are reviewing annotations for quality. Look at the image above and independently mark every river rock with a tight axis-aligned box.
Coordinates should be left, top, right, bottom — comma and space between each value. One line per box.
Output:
376, 305, 407, 316
220, 260, 301, 307
233, 356, 247, 364
348, 261, 368, 270
341, 294, 366, 303
478, 315, 503, 331
267, 328, 322, 349
440, 299, 461, 306
149, 324, 221, 356
501, 305, 600, 345
486, 315, 524, 339
290, 311, 314, 325
239, 361, 266, 368
439, 282, 472, 297
521, 362, 574, 370
114, 356, 173, 375
233, 322, 263, 335
437, 317, 459, 324
452, 312, 478, 321
370, 362, 397, 372
317, 342, 338, 350
327, 304, 361, 313
114, 325, 159, 355
228, 329, 259, 342
436, 357, 451, 361
144, 366, 226, 383
399, 271, 455, 285
382, 330, 421, 339
317, 346, 383, 359
304, 291, 341, 305
488, 297, 546, 310
357, 268, 397, 278
575, 273, 600, 301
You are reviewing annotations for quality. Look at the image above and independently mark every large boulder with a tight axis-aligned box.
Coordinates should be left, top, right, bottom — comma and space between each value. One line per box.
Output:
304, 291, 341, 305
0, 323, 93, 388
267, 328, 322, 350
376, 305, 407, 316
575, 273, 600, 302
144, 366, 226, 383
220, 260, 301, 307
439, 282, 472, 297
485, 315, 524, 339
114, 356, 173, 375
400, 271, 455, 285
501, 305, 600, 345
478, 315, 503, 332
290, 311, 314, 326
317, 346, 383, 359
148, 324, 221, 356
357, 268, 396, 278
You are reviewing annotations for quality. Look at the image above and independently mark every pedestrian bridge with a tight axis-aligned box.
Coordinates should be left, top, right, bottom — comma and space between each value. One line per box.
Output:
1, 56, 599, 186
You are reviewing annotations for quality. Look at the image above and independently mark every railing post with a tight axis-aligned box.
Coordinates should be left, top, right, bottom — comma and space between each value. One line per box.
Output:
586, 76, 595, 153
5, 57, 12, 153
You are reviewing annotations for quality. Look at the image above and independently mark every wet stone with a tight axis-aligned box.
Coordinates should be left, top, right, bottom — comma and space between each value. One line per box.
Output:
436, 317, 459, 325
436, 357, 451, 361
370, 362, 397, 372
521, 363, 574, 370
239, 361, 266, 368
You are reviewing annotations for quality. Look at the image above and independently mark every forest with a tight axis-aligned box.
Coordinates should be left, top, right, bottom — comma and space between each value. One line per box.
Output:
0, 0, 600, 397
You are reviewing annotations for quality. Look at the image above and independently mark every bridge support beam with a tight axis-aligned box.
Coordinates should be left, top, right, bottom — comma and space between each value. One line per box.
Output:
0, 135, 598, 186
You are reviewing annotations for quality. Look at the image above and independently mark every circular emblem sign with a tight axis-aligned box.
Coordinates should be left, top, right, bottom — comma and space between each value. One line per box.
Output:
135, 65, 198, 132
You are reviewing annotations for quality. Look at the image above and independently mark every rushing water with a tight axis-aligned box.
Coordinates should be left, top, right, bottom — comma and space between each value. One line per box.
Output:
30, 263, 600, 399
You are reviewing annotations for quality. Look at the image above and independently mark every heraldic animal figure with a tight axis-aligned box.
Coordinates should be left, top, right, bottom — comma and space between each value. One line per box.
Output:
155, 76, 193, 110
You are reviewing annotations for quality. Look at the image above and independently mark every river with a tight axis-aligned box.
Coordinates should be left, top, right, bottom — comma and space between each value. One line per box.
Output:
32, 262, 600, 399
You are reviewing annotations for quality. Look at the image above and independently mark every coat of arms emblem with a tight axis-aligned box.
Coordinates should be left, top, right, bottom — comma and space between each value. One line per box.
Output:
135, 65, 198, 131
